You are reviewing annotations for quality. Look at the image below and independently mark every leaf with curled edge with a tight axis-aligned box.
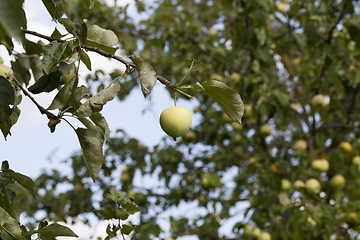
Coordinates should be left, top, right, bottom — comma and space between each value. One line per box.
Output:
128, 53, 157, 98
73, 81, 120, 118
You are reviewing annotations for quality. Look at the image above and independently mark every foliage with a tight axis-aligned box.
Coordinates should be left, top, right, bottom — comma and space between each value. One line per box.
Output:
2, 0, 360, 240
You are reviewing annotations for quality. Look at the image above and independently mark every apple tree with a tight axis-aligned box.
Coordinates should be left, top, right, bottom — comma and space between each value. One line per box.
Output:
2, 0, 360, 240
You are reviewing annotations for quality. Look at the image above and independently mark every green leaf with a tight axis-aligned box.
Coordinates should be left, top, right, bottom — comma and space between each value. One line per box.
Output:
38, 223, 78, 238
80, 49, 92, 70
94, 205, 115, 220
89, 113, 110, 141
0, 191, 21, 221
0, 172, 12, 190
11, 54, 31, 86
58, 18, 74, 33
67, 85, 91, 110
42, 0, 64, 20
115, 208, 129, 220
3, 170, 38, 196
28, 69, 62, 94
0, 0, 26, 42
47, 70, 78, 110
73, 22, 88, 45
2, 217, 22, 240
193, 80, 244, 124
0, 76, 15, 122
75, 127, 105, 181
121, 225, 134, 235
129, 53, 157, 98
74, 81, 121, 118
41, 41, 72, 74
85, 23, 118, 54
184, 58, 205, 71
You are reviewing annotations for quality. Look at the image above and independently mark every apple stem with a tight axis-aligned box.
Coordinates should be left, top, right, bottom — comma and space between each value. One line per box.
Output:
173, 89, 177, 106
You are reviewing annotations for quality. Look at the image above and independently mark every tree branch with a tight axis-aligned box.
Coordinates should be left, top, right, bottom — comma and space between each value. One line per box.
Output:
21, 29, 177, 89
13, 77, 57, 120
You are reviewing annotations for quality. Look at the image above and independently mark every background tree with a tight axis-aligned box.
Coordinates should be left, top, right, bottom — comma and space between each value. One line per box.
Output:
2, 0, 360, 240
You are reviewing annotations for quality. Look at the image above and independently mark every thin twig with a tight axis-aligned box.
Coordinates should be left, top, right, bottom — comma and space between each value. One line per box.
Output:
13, 77, 57, 120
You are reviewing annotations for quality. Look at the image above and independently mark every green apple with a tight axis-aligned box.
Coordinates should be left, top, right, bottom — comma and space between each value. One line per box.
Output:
183, 130, 196, 141
211, 73, 223, 81
222, 112, 232, 124
311, 94, 327, 107
340, 141, 352, 153
294, 180, 305, 189
281, 179, 291, 191
234, 134, 241, 142
0, 64, 15, 86
193, 106, 201, 113
278, 2, 286, 12
208, 29, 218, 36
348, 212, 357, 224
330, 174, 345, 189
230, 72, 241, 82
232, 122, 243, 131
160, 106, 192, 139
120, 172, 130, 182
243, 224, 260, 237
352, 156, 360, 166
258, 232, 271, 240
61, 64, 75, 84
201, 174, 209, 187
260, 124, 272, 136
305, 178, 321, 194
243, 104, 252, 118
312, 159, 329, 172
307, 216, 316, 226
127, 190, 135, 197
0, 56, 3, 64
252, 227, 261, 238
290, 103, 299, 111
293, 140, 307, 151
243, 224, 255, 236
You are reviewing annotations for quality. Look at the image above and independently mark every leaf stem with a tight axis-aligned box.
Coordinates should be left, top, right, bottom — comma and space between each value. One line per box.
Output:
176, 58, 194, 86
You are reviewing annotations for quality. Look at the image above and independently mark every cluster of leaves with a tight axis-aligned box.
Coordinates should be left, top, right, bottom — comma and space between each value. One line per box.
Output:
0, 160, 78, 239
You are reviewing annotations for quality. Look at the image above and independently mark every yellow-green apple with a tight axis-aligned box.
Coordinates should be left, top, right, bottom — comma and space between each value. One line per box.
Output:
230, 72, 241, 82
232, 122, 243, 131
353, 156, 360, 166
340, 142, 352, 153
312, 159, 329, 172
260, 124, 272, 136
330, 174, 345, 189
305, 178, 321, 194
0, 64, 15, 86
183, 130, 196, 141
281, 179, 291, 191
160, 106, 192, 139
243, 104, 252, 118
293, 140, 307, 151
311, 94, 327, 107
61, 65, 75, 84
293, 180, 305, 189
307, 216, 317, 226
258, 232, 271, 240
